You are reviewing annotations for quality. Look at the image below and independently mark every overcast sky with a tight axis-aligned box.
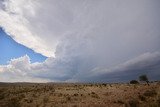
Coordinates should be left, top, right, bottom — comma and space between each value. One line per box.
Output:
0, 0, 160, 82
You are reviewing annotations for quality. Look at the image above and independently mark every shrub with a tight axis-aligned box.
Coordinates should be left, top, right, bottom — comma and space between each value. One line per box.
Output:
0, 93, 5, 100
130, 80, 139, 84
74, 93, 78, 96
102, 83, 107, 86
6, 97, 21, 107
90, 92, 99, 99
114, 100, 124, 104
66, 96, 71, 101
125, 99, 139, 107
138, 95, 146, 101
157, 95, 160, 103
43, 96, 49, 103
91, 92, 96, 94
143, 90, 157, 97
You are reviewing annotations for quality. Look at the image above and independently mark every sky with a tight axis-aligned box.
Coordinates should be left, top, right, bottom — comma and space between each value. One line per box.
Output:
0, 28, 47, 65
0, 0, 160, 82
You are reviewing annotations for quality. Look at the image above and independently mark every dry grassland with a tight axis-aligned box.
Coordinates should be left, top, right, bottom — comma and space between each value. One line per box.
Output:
0, 82, 160, 107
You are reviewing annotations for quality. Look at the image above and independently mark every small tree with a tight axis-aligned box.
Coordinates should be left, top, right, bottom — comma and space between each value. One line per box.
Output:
139, 75, 149, 85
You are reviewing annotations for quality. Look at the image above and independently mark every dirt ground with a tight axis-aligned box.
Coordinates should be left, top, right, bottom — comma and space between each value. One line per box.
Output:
0, 82, 160, 107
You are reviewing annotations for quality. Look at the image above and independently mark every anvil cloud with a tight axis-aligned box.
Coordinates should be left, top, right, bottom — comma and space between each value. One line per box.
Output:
0, 0, 160, 82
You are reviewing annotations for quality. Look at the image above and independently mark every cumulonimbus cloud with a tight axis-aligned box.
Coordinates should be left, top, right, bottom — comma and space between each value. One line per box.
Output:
0, 0, 160, 82
0, 52, 160, 82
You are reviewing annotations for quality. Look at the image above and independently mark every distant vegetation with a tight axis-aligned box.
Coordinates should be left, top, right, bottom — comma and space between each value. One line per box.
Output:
130, 80, 139, 84
129, 74, 150, 85
139, 74, 149, 85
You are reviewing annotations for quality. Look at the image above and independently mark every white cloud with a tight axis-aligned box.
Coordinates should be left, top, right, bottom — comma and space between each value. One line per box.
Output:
0, 55, 51, 82
0, 52, 160, 82
1, 0, 160, 58
0, 0, 160, 82
0, 0, 54, 57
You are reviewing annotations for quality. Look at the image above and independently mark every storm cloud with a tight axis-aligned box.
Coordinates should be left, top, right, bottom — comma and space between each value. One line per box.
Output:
0, 0, 160, 82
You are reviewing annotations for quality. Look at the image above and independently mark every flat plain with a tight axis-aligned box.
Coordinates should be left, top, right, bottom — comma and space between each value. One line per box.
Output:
0, 82, 160, 107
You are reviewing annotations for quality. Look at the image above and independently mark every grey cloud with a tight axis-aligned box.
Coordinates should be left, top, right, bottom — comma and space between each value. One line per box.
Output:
1, 52, 160, 82
82, 52, 160, 82
0, 0, 160, 82
1, 0, 160, 57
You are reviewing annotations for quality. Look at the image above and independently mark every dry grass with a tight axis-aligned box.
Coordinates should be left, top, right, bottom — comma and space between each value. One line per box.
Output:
0, 82, 159, 107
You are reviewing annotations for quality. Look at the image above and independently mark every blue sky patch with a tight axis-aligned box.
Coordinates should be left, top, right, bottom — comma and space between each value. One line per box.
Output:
0, 28, 47, 65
